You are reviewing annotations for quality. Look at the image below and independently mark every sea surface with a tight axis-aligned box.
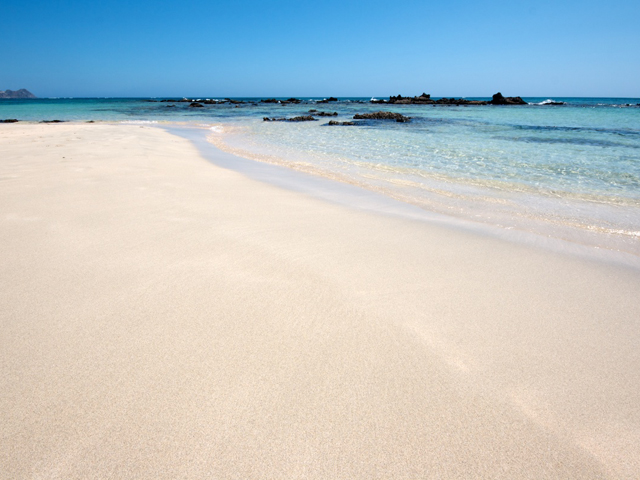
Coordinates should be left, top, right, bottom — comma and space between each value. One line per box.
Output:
2, 96, 640, 257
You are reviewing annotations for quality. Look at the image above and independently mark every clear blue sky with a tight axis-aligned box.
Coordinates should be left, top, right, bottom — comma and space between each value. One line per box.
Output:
2, 0, 639, 97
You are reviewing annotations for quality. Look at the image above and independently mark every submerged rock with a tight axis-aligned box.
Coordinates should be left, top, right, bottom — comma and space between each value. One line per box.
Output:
40, 120, 66, 123
353, 111, 410, 122
263, 116, 317, 122
189, 102, 204, 108
0, 119, 19, 123
327, 120, 356, 126
489, 92, 527, 105
315, 111, 338, 117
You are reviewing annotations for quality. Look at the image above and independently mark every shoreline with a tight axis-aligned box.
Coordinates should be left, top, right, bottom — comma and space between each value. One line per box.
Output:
183, 123, 640, 268
3, 119, 640, 265
2, 123, 640, 477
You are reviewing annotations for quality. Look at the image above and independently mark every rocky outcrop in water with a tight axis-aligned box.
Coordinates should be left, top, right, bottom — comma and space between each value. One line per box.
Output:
435, 98, 488, 105
489, 92, 527, 105
353, 111, 410, 122
317, 97, 338, 103
1, 119, 19, 123
40, 120, 66, 123
382, 93, 434, 104
261, 98, 301, 105
372, 92, 527, 106
311, 111, 338, 116
327, 120, 356, 126
0, 89, 36, 99
373, 93, 488, 105
263, 116, 317, 122
189, 102, 204, 108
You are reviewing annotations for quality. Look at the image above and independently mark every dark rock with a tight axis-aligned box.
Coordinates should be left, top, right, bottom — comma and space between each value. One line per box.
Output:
0, 89, 36, 99
327, 120, 356, 126
226, 98, 244, 104
434, 97, 487, 105
353, 111, 410, 122
308, 109, 318, 113
541, 101, 565, 105
315, 111, 338, 117
261, 98, 301, 105
263, 116, 317, 122
288, 115, 316, 122
317, 97, 338, 103
380, 93, 489, 105
189, 102, 204, 108
40, 120, 66, 123
0, 119, 19, 123
489, 92, 527, 105
390, 93, 434, 104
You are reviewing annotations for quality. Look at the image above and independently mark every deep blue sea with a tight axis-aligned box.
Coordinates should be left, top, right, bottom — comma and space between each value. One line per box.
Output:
2, 96, 639, 254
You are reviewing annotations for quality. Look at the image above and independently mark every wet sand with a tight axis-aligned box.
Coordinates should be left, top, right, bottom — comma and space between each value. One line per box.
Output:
1, 123, 639, 478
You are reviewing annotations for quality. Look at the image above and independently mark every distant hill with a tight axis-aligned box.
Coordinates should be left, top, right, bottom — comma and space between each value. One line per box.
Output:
0, 89, 37, 99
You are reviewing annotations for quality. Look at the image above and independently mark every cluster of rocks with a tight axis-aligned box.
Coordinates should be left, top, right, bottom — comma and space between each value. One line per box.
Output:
1, 119, 19, 123
317, 97, 338, 103
262, 110, 411, 125
161, 98, 244, 106
309, 110, 337, 116
372, 93, 434, 105
353, 111, 410, 122
371, 92, 527, 106
489, 92, 527, 105
261, 98, 302, 105
263, 115, 317, 122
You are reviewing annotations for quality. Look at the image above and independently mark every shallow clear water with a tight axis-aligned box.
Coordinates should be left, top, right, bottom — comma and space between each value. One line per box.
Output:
2, 96, 640, 254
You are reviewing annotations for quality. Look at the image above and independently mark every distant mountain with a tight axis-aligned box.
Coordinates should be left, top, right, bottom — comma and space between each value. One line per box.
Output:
0, 89, 37, 99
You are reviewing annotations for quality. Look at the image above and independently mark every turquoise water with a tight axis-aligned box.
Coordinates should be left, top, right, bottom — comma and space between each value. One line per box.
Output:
2, 97, 639, 253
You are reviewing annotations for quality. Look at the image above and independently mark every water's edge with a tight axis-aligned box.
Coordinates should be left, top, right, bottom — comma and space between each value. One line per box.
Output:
165, 125, 640, 271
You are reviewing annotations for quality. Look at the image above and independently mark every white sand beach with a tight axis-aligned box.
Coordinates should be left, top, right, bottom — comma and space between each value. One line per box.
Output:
1, 123, 640, 479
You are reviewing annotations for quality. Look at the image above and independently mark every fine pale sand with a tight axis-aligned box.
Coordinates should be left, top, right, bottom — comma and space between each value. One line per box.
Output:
1, 123, 640, 479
